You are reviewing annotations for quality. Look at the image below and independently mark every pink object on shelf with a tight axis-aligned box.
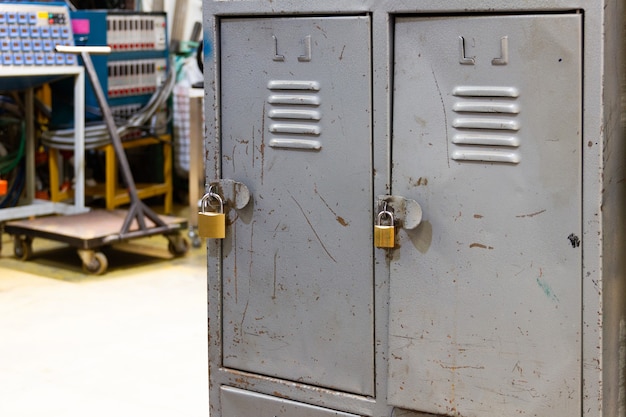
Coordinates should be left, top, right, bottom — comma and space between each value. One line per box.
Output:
72, 19, 90, 35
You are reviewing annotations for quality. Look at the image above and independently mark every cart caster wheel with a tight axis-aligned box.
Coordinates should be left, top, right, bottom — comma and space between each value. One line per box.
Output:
168, 235, 190, 256
82, 252, 108, 275
13, 236, 33, 261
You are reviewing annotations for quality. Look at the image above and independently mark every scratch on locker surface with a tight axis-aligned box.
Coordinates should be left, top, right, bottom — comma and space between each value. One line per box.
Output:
249, 221, 254, 279
437, 361, 485, 371
516, 209, 546, 218
272, 251, 277, 300
314, 24, 328, 38
233, 222, 238, 303
260, 103, 266, 184
290, 194, 337, 263
231, 140, 237, 172
238, 137, 250, 153
315, 184, 349, 226
389, 334, 417, 350
431, 66, 450, 168
339, 44, 346, 61
239, 300, 249, 339
483, 386, 539, 403
251, 125, 255, 168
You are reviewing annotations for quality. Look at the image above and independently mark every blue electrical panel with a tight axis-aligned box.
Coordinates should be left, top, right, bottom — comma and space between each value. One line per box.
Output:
51, 10, 169, 126
72, 10, 169, 122
0, 1, 77, 91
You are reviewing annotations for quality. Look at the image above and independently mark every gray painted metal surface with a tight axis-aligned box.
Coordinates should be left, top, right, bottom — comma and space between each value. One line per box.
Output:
218, 16, 374, 395
204, 2, 626, 417
389, 14, 582, 416
221, 386, 361, 417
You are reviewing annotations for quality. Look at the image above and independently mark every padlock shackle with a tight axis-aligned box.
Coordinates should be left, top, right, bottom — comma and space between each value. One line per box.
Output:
377, 210, 394, 226
201, 192, 224, 214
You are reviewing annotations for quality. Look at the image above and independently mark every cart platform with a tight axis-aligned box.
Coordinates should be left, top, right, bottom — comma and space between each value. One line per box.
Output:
4, 209, 189, 274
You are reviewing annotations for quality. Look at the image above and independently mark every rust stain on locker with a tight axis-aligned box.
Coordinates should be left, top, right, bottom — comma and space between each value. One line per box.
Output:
469, 243, 494, 249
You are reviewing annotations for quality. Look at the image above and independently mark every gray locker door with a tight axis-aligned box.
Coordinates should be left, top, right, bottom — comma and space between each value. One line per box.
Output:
219, 16, 373, 395
389, 15, 582, 416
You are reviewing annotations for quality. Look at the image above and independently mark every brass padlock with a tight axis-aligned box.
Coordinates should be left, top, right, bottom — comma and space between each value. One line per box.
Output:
198, 192, 226, 239
375, 210, 395, 248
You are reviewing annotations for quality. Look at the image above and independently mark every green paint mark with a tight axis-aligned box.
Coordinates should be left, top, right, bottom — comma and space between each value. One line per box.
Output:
536, 278, 559, 302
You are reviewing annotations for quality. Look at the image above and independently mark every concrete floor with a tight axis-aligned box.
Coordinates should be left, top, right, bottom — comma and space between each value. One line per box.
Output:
0, 211, 209, 416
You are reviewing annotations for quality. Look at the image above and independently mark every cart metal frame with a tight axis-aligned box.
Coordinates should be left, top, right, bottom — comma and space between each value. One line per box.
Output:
4, 48, 188, 274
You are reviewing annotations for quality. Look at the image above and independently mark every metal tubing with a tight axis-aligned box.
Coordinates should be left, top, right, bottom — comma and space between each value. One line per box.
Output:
79, 50, 166, 234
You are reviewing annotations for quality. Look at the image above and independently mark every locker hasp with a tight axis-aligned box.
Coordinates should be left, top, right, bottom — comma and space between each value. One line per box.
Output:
198, 191, 226, 239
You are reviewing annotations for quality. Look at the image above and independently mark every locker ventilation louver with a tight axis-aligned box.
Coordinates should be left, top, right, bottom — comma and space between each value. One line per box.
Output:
267, 80, 322, 150
451, 86, 521, 164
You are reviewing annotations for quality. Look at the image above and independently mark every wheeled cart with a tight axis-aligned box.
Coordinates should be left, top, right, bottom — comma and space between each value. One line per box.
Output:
4, 209, 188, 275
2, 46, 189, 275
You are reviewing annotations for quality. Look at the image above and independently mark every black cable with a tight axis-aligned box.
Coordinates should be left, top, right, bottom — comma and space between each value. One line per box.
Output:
196, 40, 203, 74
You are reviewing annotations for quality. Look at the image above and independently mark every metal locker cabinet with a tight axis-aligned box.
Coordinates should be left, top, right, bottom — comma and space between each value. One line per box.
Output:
389, 14, 582, 417
206, 2, 626, 417
218, 16, 374, 395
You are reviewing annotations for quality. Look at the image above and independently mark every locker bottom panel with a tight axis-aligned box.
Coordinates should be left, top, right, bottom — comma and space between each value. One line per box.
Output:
221, 386, 362, 417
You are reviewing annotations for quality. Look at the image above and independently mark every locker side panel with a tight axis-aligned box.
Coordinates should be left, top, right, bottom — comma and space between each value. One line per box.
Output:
389, 14, 582, 416
219, 16, 374, 395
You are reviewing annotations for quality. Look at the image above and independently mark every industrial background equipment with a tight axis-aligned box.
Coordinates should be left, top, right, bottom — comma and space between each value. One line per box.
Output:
50, 9, 168, 130
4, 44, 188, 274
42, 8, 175, 214
0, 1, 87, 233
0, 2, 187, 273
0, 2, 77, 89
204, 2, 625, 417
68, 9, 168, 124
